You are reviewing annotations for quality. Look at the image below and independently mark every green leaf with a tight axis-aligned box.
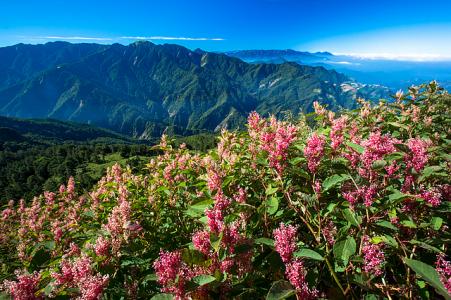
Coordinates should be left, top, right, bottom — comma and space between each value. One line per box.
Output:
323, 174, 351, 191
346, 142, 364, 154
382, 235, 398, 248
266, 280, 296, 300
384, 152, 404, 161
185, 199, 213, 217
364, 294, 379, 300
192, 275, 216, 286
266, 185, 278, 196
404, 258, 450, 299
371, 160, 387, 170
388, 190, 410, 202
210, 232, 223, 253
0, 293, 10, 300
419, 166, 443, 182
375, 220, 398, 231
255, 238, 275, 248
387, 122, 409, 130
409, 240, 442, 253
294, 248, 324, 261
29, 248, 51, 271
181, 248, 208, 266
394, 143, 411, 153
333, 236, 356, 266
43, 241, 56, 251
150, 294, 174, 300
431, 217, 443, 231
343, 208, 362, 227
266, 197, 279, 215
401, 220, 417, 228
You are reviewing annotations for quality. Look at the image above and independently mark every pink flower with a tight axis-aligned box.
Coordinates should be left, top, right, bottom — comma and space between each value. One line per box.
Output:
153, 250, 194, 298
67, 177, 75, 195
78, 274, 109, 300
52, 260, 74, 285
362, 236, 385, 276
342, 189, 360, 206
362, 185, 378, 207
313, 101, 327, 116
51, 256, 109, 299
285, 259, 318, 299
247, 111, 262, 133
233, 188, 247, 203
406, 138, 429, 172
304, 133, 325, 173
205, 208, 224, 234
361, 132, 398, 171
273, 223, 298, 263
192, 230, 211, 255
330, 116, 347, 150
2, 270, 42, 300
94, 236, 110, 256
207, 170, 222, 192
435, 253, 451, 294
322, 221, 337, 246
419, 188, 442, 207
51, 220, 64, 242
247, 112, 297, 173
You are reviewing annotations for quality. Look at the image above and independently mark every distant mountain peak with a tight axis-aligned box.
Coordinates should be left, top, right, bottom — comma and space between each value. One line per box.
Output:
0, 42, 390, 139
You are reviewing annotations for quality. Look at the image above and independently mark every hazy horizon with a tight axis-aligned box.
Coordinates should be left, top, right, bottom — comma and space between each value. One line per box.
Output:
1, 0, 451, 62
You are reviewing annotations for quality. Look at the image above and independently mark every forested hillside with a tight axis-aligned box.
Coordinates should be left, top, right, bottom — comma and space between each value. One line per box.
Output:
0, 82, 449, 299
0, 116, 217, 203
0, 42, 391, 138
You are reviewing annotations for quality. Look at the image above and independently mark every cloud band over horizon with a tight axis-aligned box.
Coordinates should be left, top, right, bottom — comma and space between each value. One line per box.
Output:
38, 35, 225, 42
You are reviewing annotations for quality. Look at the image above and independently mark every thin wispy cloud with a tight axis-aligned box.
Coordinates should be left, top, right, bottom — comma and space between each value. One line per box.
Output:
121, 36, 225, 41
41, 36, 114, 41
335, 52, 451, 62
32, 35, 225, 43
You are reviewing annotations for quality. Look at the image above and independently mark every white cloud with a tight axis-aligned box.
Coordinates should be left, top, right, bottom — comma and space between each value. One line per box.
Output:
334, 52, 451, 62
121, 36, 225, 41
41, 36, 113, 41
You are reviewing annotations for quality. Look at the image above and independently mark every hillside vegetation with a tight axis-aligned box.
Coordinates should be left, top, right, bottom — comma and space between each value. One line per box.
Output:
0, 82, 450, 299
0, 117, 218, 203
0, 42, 390, 138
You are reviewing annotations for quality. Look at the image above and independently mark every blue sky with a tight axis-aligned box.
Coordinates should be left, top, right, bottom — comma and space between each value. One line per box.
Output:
1, 0, 451, 59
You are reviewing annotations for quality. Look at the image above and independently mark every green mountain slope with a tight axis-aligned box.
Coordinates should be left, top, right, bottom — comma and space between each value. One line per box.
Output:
0, 42, 390, 138
0, 116, 134, 144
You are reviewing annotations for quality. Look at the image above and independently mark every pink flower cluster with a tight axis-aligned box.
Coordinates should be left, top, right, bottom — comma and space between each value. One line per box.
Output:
52, 256, 109, 300
247, 112, 298, 173
342, 185, 378, 207
406, 138, 430, 172
330, 116, 348, 150
285, 260, 318, 299
192, 230, 211, 255
103, 195, 141, 254
436, 253, 451, 294
419, 188, 442, 207
153, 250, 194, 299
360, 132, 398, 177
362, 236, 385, 276
273, 223, 318, 297
304, 133, 325, 173
273, 223, 298, 263
2, 270, 42, 300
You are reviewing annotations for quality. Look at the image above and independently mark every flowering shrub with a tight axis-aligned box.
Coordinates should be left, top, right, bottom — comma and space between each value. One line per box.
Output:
0, 82, 450, 299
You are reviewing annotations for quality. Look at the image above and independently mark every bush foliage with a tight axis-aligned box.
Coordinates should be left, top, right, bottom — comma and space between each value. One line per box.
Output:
0, 82, 450, 299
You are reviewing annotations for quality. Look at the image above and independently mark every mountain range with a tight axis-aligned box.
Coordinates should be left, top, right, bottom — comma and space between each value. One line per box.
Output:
0, 42, 391, 138
225, 50, 451, 90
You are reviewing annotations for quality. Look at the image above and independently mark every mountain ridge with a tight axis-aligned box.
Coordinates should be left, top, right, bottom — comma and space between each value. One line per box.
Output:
0, 42, 390, 138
